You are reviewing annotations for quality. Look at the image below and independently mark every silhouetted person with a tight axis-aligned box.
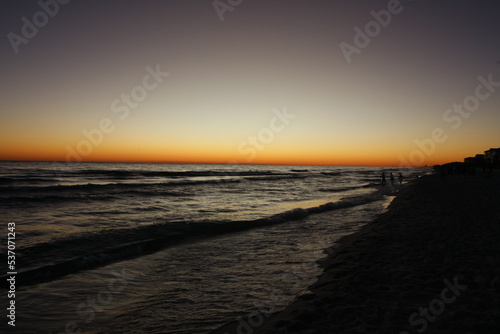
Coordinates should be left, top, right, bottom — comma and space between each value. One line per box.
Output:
389, 172, 395, 187
381, 172, 386, 186
398, 172, 403, 186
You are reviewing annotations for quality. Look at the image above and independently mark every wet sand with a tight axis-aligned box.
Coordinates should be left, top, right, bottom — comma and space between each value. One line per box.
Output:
212, 172, 500, 333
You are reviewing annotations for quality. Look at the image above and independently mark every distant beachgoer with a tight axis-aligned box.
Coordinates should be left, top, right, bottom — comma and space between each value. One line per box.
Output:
398, 172, 403, 186
381, 172, 386, 186
389, 172, 395, 186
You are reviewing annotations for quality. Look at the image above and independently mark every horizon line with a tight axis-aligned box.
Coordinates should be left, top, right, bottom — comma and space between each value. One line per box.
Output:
0, 159, 431, 168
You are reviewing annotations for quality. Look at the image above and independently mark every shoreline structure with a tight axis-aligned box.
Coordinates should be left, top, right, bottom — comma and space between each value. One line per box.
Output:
212, 172, 500, 333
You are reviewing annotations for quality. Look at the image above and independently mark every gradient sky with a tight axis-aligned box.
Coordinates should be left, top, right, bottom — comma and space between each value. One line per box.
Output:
1, 0, 499, 166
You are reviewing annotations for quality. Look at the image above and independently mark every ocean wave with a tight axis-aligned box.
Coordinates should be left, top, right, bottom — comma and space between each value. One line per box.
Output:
244, 175, 306, 181
0, 192, 384, 288
0, 187, 192, 204
321, 172, 342, 176
318, 184, 373, 193
0, 194, 117, 204
62, 169, 286, 179
0, 179, 241, 195
0, 173, 318, 203
0, 176, 54, 186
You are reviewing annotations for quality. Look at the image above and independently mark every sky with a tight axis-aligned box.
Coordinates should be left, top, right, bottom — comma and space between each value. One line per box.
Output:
0, 0, 499, 166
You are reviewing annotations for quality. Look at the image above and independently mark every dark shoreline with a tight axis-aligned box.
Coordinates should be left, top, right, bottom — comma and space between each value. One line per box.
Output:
212, 172, 500, 333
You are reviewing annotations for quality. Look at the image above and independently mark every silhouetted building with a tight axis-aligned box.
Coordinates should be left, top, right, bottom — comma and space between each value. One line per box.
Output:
464, 154, 484, 167
474, 154, 485, 165
485, 148, 500, 167
442, 147, 499, 174
464, 157, 475, 164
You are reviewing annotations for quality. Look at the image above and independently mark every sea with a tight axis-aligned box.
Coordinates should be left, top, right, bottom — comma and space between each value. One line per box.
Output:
0, 161, 427, 334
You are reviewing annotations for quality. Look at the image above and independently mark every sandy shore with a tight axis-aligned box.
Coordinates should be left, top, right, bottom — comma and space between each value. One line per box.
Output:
212, 172, 500, 333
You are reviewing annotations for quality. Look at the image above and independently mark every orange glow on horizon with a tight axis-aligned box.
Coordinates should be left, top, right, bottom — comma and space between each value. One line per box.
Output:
1, 127, 494, 167
0, 142, 479, 167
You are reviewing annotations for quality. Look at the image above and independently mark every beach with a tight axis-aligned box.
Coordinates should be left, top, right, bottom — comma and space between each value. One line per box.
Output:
213, 172, 500, 333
